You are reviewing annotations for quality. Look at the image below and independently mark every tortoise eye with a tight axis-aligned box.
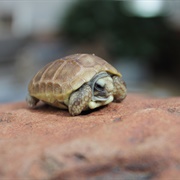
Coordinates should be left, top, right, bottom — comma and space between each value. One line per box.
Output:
95, 83, 104, 91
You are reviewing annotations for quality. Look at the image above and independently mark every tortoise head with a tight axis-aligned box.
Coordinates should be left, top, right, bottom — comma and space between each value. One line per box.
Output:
88, 72, 114, 102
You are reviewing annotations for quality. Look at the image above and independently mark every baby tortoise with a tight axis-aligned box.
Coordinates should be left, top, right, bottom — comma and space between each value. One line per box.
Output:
26, 54, 127, 116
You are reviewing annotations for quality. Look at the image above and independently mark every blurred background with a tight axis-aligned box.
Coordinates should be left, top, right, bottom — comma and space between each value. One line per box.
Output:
0, 0, 180, 103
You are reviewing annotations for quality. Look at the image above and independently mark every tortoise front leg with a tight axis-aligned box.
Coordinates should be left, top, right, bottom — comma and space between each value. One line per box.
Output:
68, 84, 92, 116
112, 76, 127, 102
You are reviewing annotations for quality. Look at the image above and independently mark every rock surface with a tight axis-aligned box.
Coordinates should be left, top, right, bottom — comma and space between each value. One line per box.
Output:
0, 93, 179, 179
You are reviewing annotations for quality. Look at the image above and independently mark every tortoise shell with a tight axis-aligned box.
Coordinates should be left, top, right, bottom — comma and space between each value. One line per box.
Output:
28, 54, 121, 108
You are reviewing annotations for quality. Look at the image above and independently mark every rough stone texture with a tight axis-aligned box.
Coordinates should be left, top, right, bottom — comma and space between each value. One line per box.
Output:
0, 93, 179, 180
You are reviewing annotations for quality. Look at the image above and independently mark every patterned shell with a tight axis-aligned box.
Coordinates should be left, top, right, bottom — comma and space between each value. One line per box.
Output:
28, 54, 121, 104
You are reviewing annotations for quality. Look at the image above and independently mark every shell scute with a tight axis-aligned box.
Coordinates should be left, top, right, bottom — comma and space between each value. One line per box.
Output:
40, 82, 46, 93
43, 60, 64, 81
76, 54, 97, 67
46, 82, 53, 93
70, 77, 86, 92
35, 84, 39, 93
54, 60, 81, 83
53, 83, 62, 94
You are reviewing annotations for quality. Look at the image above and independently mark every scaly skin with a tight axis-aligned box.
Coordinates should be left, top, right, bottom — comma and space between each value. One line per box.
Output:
68, 84, 92, 116
113, 76, 127, 102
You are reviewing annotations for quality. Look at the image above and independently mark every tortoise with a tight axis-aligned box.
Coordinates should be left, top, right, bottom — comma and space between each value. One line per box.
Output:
26, 54, 127, 116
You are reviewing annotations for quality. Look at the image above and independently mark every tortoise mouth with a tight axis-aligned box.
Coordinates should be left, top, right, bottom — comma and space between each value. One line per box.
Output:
93, 92, 112, 101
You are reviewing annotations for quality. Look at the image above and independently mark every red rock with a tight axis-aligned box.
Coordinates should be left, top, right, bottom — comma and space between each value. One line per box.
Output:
0, 94, 179, 179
